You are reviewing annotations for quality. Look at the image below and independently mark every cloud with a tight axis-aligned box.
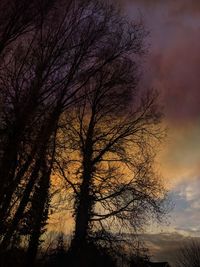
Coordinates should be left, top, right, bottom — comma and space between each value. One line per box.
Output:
150, 30, 200, 122
121, 0, 200, 123
158, 124, 200, 185
141, 232, 200, 265
166, 177, 200, 235
122, 0, 200, 15
118, 0, 200, 242
174, 176, 200, 206
124, 0, 200, 192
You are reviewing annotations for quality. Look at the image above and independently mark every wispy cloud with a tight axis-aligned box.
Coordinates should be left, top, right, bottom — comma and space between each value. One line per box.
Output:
167, 177, 200, 235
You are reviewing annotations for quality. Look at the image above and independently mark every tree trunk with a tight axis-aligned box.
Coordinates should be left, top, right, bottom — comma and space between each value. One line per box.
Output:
70, 167, 94, 267
25, 169, 50, 267
71, 149, 95, 260
72, 175, 92, 249
0, 159, 42, 251
25, 115, 58, 266
71, 112, 95, 252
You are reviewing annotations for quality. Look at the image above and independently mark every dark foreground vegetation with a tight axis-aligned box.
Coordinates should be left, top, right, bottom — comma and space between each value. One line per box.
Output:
0, 235, 154, 267
0, 0, 168, 266
1, 243, 117, 267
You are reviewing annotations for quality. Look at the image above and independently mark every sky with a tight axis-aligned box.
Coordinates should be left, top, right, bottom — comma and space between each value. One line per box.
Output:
119, 0, 200, 263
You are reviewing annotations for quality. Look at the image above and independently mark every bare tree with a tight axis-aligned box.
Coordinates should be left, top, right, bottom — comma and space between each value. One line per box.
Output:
0, 0, 56, 55
56, 13, 167, 258
175, 240, 200, 267
0, 0, 58, 223
0, 1, 155, 264
0, 2, 59, 255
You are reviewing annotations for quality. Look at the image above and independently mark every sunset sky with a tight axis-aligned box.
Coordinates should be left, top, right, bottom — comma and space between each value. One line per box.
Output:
119, 0, 200, 262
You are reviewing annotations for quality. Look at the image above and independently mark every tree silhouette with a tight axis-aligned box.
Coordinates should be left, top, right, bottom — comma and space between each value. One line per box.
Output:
175, 240, 200, 267
55, 12, 167, 264
0, 1, 163, 266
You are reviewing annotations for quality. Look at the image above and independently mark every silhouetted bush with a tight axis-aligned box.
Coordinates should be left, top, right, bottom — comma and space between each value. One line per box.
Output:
42, 241, 117, 267
0, 248, 26, 267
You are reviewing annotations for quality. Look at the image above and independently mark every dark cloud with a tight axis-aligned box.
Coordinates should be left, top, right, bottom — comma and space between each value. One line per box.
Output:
149, 28, 200, 122
122, 0, 200, 122
123, 0, 200, 15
